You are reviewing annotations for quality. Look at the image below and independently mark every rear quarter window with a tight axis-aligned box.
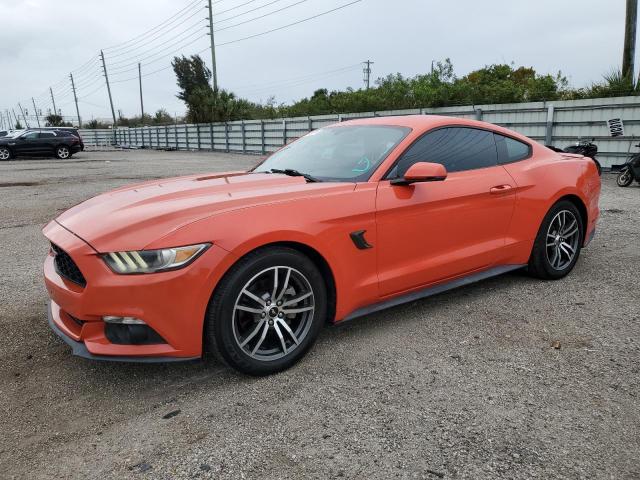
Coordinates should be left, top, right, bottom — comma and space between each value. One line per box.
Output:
494, 133, 531, 164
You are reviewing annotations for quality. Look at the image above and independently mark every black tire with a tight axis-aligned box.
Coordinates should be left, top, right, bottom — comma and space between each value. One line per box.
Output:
0, 146, 12, 161
205, 246, 327, 376
528, 200, 584, 280
617, 169, 633, 187
55, 145, 71, 160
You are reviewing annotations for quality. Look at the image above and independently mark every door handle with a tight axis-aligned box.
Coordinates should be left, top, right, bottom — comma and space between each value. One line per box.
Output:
490, 184, 513, 194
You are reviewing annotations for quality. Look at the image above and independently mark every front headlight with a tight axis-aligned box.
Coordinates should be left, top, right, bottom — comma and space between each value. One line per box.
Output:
102, 243, 210, 274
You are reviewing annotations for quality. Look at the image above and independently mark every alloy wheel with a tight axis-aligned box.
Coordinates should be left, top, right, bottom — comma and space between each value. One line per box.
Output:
57, 147, 70, 159
0, 148, 10, 160
232, 266, 315, 361
546, 210, 580, 271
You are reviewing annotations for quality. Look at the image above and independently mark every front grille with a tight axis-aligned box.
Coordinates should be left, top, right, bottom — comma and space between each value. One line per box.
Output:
51, 243, 87, 287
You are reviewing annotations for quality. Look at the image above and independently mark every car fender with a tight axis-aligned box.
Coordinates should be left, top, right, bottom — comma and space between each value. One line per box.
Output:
500, 153, 599, 264
147, 186, 380, 323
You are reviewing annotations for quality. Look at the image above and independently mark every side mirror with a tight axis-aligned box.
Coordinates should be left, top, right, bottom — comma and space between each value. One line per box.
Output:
390, 162, 447, 186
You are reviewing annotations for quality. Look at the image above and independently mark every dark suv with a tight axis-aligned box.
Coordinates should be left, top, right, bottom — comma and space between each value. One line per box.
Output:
51, 127, 84, 151
0, 129, 82, 160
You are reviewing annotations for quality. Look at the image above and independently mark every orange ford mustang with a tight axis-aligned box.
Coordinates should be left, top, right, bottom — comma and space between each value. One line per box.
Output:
43, 115, 601, 375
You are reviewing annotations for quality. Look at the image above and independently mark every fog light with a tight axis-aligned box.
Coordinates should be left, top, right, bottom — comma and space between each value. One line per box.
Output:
102, 316, 146, 325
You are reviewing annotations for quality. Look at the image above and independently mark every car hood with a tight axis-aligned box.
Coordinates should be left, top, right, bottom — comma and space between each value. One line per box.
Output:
54, 171, 355, 252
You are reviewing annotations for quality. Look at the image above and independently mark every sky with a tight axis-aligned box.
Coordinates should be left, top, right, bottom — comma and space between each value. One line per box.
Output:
0, 0, 635, 126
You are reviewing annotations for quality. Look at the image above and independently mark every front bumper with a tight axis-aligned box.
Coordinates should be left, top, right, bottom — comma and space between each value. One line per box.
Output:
48, 301, 197, 363
43, 220, 232, 361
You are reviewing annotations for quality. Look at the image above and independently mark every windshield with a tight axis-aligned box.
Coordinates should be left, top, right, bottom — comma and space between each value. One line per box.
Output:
254, 125, 411, 182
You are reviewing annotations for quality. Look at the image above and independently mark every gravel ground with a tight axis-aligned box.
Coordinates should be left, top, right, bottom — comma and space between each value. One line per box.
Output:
0, 150, 638, 480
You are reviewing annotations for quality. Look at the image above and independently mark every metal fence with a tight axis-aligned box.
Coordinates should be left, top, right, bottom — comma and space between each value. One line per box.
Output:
79, 95, 640, 168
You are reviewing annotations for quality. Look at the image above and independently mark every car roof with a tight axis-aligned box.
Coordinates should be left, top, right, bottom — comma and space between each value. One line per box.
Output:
33, 127, 78, 130
338, 114, 533, 143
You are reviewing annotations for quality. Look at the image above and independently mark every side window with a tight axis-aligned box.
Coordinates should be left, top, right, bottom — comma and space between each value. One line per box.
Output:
494, 134, 530, 164
39, 132, 56, 138
389, 127, 497, 177
22, 132, 39, 140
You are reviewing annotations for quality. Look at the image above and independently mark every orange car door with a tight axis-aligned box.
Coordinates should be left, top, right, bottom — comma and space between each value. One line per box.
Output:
375, 127, 516, 297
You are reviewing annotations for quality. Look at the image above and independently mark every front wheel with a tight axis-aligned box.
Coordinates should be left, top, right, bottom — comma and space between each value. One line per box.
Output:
205, 246, 327, 376
528, 201, 583, 280
55, 145, 71, 159
617, 168, 633, 187
0, 147, 12, 161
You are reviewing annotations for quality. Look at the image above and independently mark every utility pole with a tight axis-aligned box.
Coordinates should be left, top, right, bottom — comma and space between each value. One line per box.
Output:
623, 0, 638, 81
18, 103, 29, 128
363, 60, 374, 90
100, 50, 118, 127
69, 73, 82, 127
49, 87, 58, 117
12, 108, 20, 128
138, 63, 145, 120
31, 98, 41, 127
206, 0, 218, 91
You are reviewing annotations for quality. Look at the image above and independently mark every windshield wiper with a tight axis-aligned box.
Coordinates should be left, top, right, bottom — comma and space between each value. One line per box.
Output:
269, 168, 322, 183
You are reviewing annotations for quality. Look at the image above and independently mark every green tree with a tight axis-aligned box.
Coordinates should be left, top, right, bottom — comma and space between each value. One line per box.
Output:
152, 108, 174, 124
45, 114, 64, 126
172, 54, 279, 123
84, 119, 111, 129
170, 57, 638, 122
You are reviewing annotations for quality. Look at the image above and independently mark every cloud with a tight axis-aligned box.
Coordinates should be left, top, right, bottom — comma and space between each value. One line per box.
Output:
0, 0, 632, 122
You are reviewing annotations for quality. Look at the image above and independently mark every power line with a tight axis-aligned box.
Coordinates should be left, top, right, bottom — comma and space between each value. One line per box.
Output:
216, 0, 363, 47
108, 33, 209, 76
104, 0, 314, 75
234, 63, 360, 91
107, 2, 364, 86
106, 22, 207, 69
214, 0, 284, 24
15, 0, 364, 117
103, 0, 205, 52
78, 84, 106, 100
239, 69, 359, 97
105, 9, 207, 59
105, 0, 315, 77
215, 0, 261, 16
215, 0, 311, 34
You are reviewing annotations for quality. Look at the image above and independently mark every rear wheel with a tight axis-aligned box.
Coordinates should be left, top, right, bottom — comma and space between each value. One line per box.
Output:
528, 201, 583, 280
55, 145, 70, 159
205, 246, 326, 376
0, 147, 12, 161
617, 168, 633, 187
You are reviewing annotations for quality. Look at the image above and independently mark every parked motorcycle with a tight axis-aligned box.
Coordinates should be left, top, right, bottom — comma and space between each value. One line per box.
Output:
564, 139, 602, 176
547, 139, 601, 175
616, 143, 640, 187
